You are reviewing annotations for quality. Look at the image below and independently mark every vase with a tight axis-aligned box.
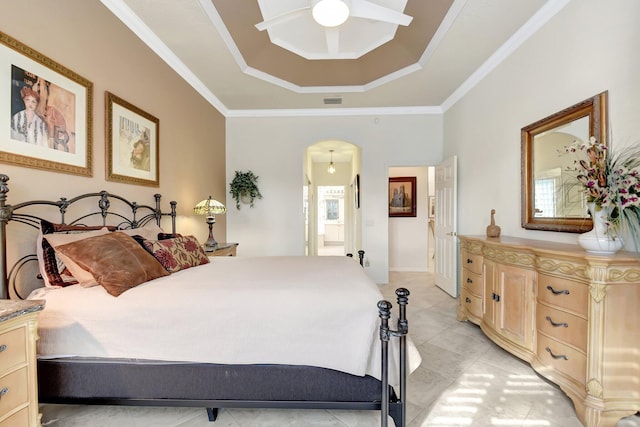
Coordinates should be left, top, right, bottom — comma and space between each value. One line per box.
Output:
577, 203, 624, 254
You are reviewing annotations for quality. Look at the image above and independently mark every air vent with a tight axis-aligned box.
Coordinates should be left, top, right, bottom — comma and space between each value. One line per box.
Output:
323, 97, 342, 105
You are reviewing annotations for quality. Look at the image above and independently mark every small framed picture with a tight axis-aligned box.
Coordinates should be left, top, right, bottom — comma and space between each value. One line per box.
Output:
354, 173, 360, 209
105, 91, 159, 187
428, 196, 435, 218
0, 31, 92, 176
389, 177, 417, 217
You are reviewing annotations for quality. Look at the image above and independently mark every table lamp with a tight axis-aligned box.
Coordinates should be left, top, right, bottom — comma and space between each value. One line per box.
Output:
193, 196, 226, 251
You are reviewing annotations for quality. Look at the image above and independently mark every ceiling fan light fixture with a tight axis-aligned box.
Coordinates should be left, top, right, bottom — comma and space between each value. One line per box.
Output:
312, 0, 350, 28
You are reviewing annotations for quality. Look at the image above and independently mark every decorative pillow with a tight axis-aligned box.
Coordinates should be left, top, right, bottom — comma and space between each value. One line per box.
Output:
38, 220, 116, 288
158, 232, 182, 240
44, 228, 111, 288
54, 232, 169, 297
142, 235, 209, 273
116, 223, 165, 241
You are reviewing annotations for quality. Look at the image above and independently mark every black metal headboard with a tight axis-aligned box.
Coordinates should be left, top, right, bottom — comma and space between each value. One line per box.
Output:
0, 174, 177, 299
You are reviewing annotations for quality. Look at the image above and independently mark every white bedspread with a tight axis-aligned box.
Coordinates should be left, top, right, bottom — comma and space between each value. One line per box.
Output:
29, 256, 421, 383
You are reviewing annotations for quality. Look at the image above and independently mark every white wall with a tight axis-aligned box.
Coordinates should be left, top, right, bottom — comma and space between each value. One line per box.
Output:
388, 166, 430, 272
226, 114, 443, 284
444, 0, 640, 247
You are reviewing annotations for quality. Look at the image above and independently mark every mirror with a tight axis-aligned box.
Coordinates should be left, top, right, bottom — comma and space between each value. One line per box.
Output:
521, 91, 608, 233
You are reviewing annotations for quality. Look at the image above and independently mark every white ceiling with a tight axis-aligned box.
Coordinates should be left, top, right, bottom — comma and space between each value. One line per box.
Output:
101, 0, 567, 117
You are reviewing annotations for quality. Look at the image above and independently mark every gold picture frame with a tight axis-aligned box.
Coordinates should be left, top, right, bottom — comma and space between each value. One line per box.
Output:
105, 91, 159, 187
0, 31, 93, 176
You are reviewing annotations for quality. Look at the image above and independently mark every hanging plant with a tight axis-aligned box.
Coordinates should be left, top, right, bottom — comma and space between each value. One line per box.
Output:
229, 170, 263, 209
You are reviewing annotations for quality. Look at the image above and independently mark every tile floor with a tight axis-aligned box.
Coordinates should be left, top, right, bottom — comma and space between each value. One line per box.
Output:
40, 271, 640, 427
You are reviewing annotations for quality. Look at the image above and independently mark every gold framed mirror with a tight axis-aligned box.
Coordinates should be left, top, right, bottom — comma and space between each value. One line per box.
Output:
521, 91, 608, 233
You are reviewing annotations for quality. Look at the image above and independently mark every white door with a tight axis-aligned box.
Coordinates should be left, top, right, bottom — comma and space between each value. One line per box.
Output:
434, 156, 458, 297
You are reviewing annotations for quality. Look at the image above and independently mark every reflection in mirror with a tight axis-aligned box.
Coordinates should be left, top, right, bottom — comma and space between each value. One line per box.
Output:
521, 91, 608, 233
533, 116, 589, 219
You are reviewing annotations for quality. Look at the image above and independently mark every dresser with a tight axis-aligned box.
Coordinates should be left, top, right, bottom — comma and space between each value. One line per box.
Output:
0, 300, 44, 427
457, 235, 640, 427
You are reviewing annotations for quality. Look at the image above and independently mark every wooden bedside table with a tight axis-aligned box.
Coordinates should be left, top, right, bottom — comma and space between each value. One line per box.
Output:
0, 299, 45, 427
206, 243, 238, 257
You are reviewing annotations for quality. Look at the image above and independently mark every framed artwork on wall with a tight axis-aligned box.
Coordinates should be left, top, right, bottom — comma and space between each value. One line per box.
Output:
354, 173, 360, 209
389, 176, 417, 217
0, 31, 93, 176
105, 91, 159, 187
428, 196, 435, 218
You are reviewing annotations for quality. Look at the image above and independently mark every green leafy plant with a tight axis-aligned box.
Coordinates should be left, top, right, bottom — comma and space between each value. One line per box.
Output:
229, 170, 263, 209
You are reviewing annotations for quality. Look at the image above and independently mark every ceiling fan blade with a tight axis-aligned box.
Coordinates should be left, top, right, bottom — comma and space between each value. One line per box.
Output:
325, 27, 340, 55
349, 0, 413, 26
255, 7, 310, 31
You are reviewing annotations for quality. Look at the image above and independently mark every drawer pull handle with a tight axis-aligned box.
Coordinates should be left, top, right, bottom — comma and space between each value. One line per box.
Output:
492, 292, 500, 302
0, 344, 6, 352
0, 387, 8, 398
466, 258, 473, 264
466, 278, 473, 284
546, 347, 568, 360
465, 297, 471, 304
546, 285, 570, 295
546, 316, 568, 328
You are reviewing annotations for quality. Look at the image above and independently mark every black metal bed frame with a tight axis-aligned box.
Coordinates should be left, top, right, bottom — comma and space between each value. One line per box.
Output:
0, 173, 411, 427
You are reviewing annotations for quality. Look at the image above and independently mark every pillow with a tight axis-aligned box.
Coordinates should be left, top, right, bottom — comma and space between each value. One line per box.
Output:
142, 235, 209, 273
116, 223, 165, 241
38, 220, 116, 288
54, 232, 170, 297
44, 227, 111, 288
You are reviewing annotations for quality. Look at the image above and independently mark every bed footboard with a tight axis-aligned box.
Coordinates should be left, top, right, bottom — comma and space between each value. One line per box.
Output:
378, 288, 410, 427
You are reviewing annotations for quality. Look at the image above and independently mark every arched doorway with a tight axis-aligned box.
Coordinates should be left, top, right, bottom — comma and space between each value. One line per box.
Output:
304, 140, 361, 257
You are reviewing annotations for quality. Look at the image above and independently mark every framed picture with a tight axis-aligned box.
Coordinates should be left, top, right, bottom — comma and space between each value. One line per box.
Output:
428, 196, 435, 218
389, 177, 417, 217
106, 91, 159, 187
0, 31, 93, 176
354, 173, 360, 209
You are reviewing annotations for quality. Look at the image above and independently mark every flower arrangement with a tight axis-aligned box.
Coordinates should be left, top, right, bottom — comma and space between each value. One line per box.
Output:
561, 136, 640, 251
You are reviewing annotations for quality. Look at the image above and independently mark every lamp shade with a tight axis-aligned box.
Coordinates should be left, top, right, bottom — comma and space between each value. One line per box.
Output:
194, 196, 226, 216
312, 0, 350, 27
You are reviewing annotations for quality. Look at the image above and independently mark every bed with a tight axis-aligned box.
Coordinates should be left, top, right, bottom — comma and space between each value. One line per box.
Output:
0, 174, 420, 427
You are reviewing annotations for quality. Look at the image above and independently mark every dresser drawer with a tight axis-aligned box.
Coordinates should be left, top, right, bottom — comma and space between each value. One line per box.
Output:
0, 406, 28, 427
0, 327, 26, 376
462, 269, 482, 296
0, 367, 28, 420
460, 288, 482, 319
537, 273, 588, 317
461, 251, 483, 275
537, 334, 586, 385
536, 304, 587, 352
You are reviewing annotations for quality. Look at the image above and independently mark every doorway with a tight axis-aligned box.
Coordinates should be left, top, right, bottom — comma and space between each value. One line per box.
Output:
303, 140, 361, 257
317, 186, 345, 255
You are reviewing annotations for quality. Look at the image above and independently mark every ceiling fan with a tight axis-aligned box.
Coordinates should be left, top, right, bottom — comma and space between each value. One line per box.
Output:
255, 0, 413, 32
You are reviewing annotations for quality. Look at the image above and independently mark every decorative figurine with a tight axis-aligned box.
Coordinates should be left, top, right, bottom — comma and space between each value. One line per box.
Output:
486, 209, 501, 238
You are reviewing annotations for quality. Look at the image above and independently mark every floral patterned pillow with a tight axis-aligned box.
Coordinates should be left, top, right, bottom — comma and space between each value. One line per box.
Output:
142, 235, 209, 273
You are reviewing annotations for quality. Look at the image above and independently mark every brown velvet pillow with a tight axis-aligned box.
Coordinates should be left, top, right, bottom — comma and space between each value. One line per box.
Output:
55, 232, 170, 297
38, 220, 117, 288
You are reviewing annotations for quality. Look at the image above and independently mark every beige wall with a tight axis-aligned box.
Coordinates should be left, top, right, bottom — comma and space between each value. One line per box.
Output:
444, 0, 640, 247
0, 0, 226, 243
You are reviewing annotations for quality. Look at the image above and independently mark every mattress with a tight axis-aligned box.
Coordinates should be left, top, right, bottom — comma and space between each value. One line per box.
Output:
29, 256, 421, 384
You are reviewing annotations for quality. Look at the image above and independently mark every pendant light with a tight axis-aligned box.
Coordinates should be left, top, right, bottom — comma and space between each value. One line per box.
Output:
328, 149, 336, 174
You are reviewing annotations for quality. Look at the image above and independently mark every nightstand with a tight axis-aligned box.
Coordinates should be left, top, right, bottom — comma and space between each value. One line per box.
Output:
206, 243, 238, 257
0, 299, 45, 427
